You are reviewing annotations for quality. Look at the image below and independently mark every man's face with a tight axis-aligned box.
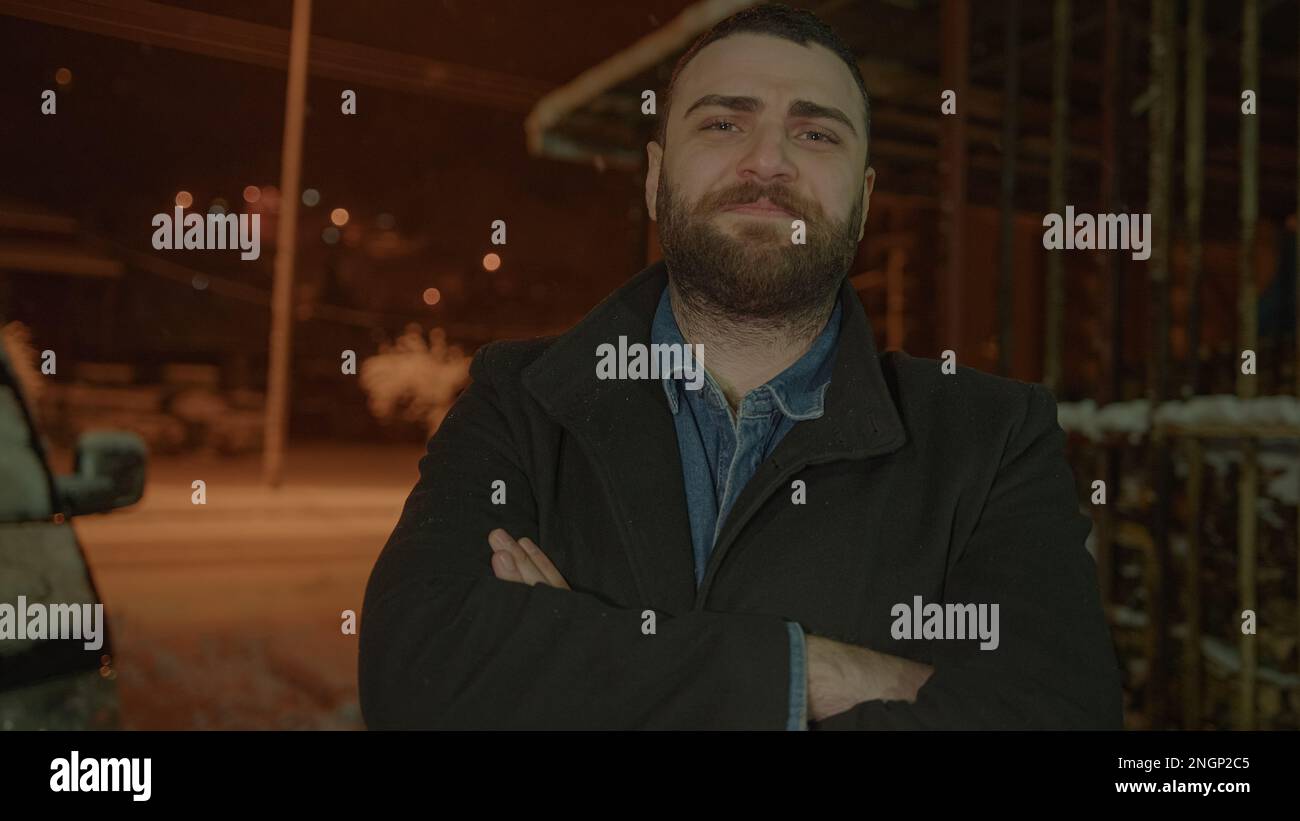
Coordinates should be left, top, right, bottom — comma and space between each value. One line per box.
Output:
645, 33, 875, 326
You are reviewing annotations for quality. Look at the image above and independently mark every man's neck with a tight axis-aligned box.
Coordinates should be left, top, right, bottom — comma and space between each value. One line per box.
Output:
667, 280, 837, 411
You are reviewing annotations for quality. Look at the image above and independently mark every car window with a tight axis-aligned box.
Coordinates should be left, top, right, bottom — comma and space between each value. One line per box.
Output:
0, 349, 54, 522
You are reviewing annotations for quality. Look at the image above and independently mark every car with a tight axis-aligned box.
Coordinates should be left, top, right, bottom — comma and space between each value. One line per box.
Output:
0, 333, 147, 730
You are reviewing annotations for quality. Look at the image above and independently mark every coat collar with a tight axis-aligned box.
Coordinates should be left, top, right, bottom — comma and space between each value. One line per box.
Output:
521, 260, 907, 610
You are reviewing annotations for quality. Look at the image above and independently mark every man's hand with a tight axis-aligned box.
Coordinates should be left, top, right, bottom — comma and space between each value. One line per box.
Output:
488, 528, 570, 589
806, 634, 934, 722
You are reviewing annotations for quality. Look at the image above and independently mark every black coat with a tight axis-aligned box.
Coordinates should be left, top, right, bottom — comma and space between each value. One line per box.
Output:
359, 260, 1123, 729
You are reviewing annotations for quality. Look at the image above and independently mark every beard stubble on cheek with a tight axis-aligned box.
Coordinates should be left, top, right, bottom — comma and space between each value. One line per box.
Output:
655, 170, 863, 328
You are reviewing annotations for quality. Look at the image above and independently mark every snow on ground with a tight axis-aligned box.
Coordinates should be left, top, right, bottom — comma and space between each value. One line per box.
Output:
68, 442, 424, 730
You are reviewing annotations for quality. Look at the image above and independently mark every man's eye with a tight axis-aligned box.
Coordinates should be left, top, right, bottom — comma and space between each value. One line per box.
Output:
701, 120, 838, 144
803, 130, 839, 144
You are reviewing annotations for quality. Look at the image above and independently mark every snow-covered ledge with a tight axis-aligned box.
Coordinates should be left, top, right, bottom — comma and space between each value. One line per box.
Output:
1058, 395, 1300, 509
1058, 395, 1300, 443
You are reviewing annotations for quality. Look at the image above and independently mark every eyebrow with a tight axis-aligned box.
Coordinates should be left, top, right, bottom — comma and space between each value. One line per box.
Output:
682, 94, 859, 138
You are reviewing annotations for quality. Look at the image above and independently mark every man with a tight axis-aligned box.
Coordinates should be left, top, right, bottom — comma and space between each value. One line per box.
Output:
359, 3, 1122, 730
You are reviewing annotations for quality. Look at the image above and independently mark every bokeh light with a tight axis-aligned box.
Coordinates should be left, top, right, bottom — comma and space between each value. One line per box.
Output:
482, 252, 501, 272
242, 185, 260, 203
55, 67, 72, 85
330, 208, 349, 227
422, 287, 442, 306
322, 226, 340, 244
174, 190, 193, 208
302, 188, 320, 207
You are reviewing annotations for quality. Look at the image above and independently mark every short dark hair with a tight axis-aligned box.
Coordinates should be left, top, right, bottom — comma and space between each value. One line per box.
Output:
656, 3, 870, 161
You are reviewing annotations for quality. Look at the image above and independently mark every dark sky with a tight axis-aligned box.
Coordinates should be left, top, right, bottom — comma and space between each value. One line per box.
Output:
153, 0, 689, 85
1, 1, 700, 340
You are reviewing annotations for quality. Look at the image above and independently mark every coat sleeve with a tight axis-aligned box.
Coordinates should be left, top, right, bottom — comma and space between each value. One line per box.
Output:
813, 383, 1123, 730
358, 345, 794, 729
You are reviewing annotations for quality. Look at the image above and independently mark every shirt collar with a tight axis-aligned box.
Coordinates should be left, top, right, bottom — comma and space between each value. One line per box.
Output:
652, 285, 841, 421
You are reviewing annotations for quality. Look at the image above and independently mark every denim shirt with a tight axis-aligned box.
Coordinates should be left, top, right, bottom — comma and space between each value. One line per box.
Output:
652, 286, 842, 731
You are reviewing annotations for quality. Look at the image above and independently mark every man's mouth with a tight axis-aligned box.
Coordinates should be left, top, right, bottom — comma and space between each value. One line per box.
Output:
721, 197, 795, 218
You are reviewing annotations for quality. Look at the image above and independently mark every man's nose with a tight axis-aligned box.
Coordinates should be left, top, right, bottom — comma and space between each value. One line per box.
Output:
734, 122, 797, 184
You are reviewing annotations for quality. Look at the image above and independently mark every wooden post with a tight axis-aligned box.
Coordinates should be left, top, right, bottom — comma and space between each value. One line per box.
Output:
1183, 436, 1204, 728
1237, 0, 1260, 731
1043, 0, 1069, 393
1185, 0, 1205, 398
1145, 0, 1177, 727
1099, 0, 1120, 404
1148, 0, 1175, 408
939, 0, 968, 362
1106, 0, 1129, 408
1180, 0, 1207, 734
1095, 0, 1130, 618
1093, 0, 1122, 615
997, 0, 1021, 378
262, 0, 313, 488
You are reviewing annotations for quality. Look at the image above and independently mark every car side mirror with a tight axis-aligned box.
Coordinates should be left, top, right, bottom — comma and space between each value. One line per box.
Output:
54, 431, 147, 516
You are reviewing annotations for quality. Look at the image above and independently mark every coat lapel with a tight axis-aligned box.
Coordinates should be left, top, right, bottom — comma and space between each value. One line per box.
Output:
697, 275, 908, 602
522, 261, 699, 613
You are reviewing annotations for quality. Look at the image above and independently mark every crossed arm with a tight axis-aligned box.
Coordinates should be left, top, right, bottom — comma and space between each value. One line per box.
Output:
485, 527, 934, 724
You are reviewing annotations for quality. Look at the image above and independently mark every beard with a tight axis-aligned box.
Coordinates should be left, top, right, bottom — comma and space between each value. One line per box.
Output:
655, 168, 862, 335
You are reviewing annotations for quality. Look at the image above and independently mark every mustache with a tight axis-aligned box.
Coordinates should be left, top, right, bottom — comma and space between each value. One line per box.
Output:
705, 183, 816, 219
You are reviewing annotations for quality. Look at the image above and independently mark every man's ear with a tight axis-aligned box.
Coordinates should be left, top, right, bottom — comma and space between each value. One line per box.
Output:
645, 140, 663, 221
857, 165, 876, 242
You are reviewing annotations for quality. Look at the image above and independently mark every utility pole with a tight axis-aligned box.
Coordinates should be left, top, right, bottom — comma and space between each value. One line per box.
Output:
262, 0, 312, 487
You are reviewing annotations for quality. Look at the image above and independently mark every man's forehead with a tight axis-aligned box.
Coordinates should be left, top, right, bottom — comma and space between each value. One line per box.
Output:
674, 33, 862, 123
